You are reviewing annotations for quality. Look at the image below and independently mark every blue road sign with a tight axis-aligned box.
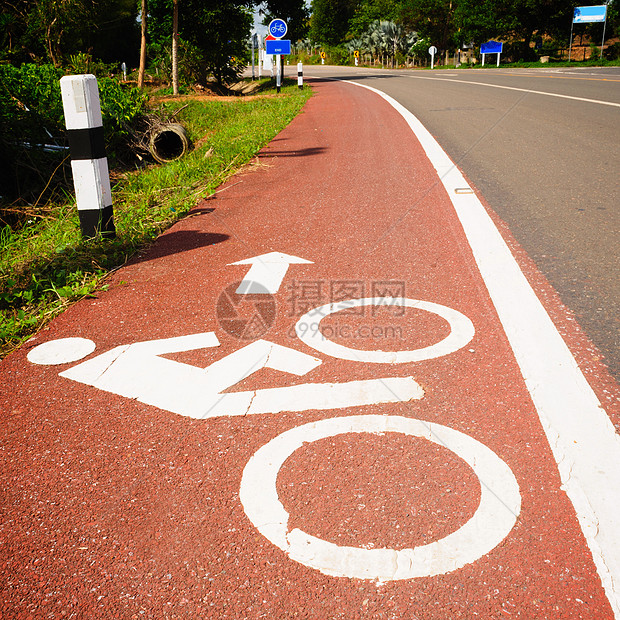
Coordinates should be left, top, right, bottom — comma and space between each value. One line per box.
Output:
268, 19, 288, 39
266, 40, 291, 55
573, 5, 607, 23
481, 41, 503, 55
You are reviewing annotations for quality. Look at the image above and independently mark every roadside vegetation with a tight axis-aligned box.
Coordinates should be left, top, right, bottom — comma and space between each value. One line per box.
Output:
0, 78, 311, 358
1, 0, 617, 360
0, 0, 310, 358
306, 0, 619, 69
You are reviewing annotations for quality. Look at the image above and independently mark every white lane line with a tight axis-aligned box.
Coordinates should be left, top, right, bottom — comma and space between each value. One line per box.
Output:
344, 79, 620, 617
403, 74, 620, 108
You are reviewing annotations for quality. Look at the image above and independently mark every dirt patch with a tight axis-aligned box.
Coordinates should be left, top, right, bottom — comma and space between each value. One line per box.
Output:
151, 80, 270, 104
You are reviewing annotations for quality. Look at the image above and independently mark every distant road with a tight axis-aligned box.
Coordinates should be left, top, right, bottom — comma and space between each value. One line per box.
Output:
306, 65, 620, 381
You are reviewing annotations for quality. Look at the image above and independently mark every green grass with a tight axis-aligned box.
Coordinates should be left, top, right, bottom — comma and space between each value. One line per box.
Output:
0, 78, 311, 358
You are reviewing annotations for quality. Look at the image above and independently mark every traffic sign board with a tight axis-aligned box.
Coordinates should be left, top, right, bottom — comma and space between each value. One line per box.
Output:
481, 40, 503, 55
268, 18, 287, 39
265, 39, 292, 55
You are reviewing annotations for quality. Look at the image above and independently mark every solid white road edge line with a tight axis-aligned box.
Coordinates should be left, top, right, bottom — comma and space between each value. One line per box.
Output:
403, 74, 620, 108
344, 79, 620, 617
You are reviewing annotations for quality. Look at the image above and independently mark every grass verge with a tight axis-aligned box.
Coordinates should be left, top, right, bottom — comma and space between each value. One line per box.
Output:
0, 78, 311, 358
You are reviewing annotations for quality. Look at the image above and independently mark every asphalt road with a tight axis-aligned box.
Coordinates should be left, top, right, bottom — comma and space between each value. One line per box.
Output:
305, 65, 620, 381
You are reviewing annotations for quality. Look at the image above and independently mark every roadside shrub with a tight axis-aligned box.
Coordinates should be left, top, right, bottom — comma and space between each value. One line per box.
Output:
0, 64, 66, 208
97, 77, 148, 161
293, 51, 321, 65
604, 41, 620, 60
589, 43, 602, 61
0, 64, 147, 221
327, 46, 350, 66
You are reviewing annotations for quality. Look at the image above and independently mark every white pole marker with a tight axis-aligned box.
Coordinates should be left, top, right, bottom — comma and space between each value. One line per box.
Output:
60, 74, 115, 238
230, 252, 313, 294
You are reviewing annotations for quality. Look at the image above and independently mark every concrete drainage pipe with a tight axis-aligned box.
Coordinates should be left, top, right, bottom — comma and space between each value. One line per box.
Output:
148, 123, 191, 163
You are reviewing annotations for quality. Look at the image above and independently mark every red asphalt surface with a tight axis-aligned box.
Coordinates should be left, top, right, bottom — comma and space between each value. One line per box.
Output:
2, 78, 620, 619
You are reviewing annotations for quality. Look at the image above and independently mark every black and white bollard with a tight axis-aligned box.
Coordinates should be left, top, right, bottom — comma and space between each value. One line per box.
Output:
297, 62, 303, 89
60, 74, 115, 239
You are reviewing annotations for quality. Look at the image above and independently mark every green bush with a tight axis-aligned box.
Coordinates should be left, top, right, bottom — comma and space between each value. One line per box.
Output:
327, 46, 350, 66
0, 63, 147, 217
97, 77, 148, 159
589, 43, 602, 61
604, 42, 620, 60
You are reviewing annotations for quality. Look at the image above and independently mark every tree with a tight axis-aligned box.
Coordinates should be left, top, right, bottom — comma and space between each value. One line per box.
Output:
508, 0, 572, 56
347, 0, 402, 38
310, 0, 356, 45
148, 0, 252, 85
138, 0, 147, 87
399, 0, 457, 52
346, 19, 418, 64
1, 0, 138, 65
452, 0, 572, 59
453, 0, 516, 49
259, 0, 310, 42
172, 0, 178, 94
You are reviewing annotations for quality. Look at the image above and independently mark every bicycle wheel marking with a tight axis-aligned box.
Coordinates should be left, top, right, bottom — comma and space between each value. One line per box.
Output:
295, 298, 475, 363
240, 414, 521, 581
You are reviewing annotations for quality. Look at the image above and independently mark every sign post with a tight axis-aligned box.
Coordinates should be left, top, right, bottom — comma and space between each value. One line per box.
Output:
268, 18, 288, 93
569, 5, 608, 61
481, 41, 503, 67
428, 46, 437, 69
265, 39, 292, 93
251, 33, 257, 80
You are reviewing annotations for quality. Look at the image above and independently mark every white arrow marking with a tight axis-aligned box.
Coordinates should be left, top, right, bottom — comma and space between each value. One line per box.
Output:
229, 252, 313, 295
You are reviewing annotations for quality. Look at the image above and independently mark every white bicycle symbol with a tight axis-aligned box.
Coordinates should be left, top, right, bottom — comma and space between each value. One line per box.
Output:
28, 296, 521, 582
269, 19, 287, 37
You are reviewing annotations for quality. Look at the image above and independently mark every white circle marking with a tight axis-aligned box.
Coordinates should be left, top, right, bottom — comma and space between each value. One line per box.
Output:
240, 415, 520, 581
27, 337, 96, 365
295, 298, 475, 363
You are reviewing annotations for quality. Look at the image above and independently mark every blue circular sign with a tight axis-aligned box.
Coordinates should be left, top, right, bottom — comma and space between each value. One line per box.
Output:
268, 18, 287, 39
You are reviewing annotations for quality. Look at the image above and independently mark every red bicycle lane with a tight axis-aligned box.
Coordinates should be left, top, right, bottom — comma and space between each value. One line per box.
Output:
1, 77, 619, 619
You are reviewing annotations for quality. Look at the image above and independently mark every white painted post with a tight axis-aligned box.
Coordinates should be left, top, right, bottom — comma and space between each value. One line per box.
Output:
297, 62, 303, 89
428, 46, 437, 69
482, 52, 486, 66
251, 33, 256, 80
497, 52, 500, 67
276, 54, 281, 93
60, 74, 115, 238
